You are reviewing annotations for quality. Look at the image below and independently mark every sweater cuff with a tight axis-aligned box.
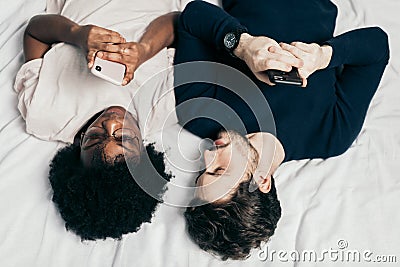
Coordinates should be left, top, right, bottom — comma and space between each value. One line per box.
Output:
323, 36, 347, 69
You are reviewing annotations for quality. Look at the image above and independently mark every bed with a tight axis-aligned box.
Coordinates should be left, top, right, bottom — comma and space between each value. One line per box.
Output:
1, 0, 399, 266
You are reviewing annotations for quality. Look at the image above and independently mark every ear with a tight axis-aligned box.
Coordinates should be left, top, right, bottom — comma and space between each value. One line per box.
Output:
257, 174, 272, 193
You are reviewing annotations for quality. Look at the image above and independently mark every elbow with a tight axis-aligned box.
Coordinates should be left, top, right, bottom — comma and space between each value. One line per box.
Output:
180, 2, 197, 31
25, 14, 48, 40
25, 17, 36, 37
184, 0, 207, 11
169, 11, 181, 48
371, 27, 390, 64
320, 145, 349, 159
180, 1, 210, 30
26, 15, 43, 32
329, 144, 350, 158
323, 136, 354, 159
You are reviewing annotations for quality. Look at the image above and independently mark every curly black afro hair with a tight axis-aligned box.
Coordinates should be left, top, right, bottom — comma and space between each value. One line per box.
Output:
49, 143, 172, 240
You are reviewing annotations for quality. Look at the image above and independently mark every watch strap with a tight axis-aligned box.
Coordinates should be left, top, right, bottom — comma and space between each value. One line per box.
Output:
224, 27, 248, 58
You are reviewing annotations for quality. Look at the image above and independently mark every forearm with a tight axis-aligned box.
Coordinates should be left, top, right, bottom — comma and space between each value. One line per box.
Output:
24, 14, 80, 61
179, 1, 245, 50
138, 11, 180, 63
26, 14, 80, 45
324, 27, 389, 69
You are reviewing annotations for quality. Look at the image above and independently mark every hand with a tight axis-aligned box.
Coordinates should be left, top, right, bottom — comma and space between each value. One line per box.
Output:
96, 42, 151, 86
71, 24, 126, 68
280, 42, 332, 87
234, 33, 304, 85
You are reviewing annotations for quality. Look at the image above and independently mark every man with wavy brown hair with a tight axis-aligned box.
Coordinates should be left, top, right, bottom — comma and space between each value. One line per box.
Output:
174, 0, 389, 260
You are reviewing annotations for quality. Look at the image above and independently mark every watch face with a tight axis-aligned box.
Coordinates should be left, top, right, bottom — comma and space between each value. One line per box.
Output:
224, 32, 236, 49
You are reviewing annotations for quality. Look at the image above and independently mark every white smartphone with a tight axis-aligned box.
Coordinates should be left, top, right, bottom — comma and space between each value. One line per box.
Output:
91, 56, 126, 85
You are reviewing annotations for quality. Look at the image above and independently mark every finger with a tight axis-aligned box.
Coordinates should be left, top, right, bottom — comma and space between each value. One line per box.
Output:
96, 29, 126, 44
268, 46, 303, 68
269, 46, 297, 59
88, 26, 125, 44
302, 78, 308, 88
275, 47, 297, 58
256, 72, 275, 86
96, 43, 124, 53
97, 51, 124, 63
296, 67, 311, 79
264, 52, 302, 70
280, 43, 307, 62
98, 42, 135, 54
87, 49, 97, 68
262, 59, 292, 72
290, 41, 314, 53
119, 46, 131, 55
267, 45, 280, 54
122, 68, 134, 86
116, 42, 141, 56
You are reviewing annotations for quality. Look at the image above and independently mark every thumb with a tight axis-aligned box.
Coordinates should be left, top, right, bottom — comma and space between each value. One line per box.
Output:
302, 78, 308, 88
87, 49, 97, 68
256, 72, 276, 86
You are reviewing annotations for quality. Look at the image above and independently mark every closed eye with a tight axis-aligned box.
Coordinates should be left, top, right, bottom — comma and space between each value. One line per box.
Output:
206, 167, 225, 176
209, 143, 229, 151
82, 131, 106, 150
87, 133, 104, 139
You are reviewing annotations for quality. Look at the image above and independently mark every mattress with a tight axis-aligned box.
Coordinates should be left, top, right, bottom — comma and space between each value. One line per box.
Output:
0, 0, 399, 266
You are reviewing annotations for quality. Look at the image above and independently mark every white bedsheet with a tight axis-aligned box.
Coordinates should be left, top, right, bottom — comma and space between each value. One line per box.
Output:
1, 1, 400, 267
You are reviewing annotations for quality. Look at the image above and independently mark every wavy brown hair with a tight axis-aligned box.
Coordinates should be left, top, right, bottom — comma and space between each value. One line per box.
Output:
184, 177, 281, 260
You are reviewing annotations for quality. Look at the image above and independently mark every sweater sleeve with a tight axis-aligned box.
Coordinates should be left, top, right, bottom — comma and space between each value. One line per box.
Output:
179, 1, 247, 50
324, 27, 390, 69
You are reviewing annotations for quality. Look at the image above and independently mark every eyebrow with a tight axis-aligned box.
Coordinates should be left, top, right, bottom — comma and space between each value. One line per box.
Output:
82, 127, 106, 150
82, 143, 101, 151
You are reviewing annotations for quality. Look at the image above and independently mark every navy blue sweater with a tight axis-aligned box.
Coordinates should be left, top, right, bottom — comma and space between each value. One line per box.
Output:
174, 1, 389, 162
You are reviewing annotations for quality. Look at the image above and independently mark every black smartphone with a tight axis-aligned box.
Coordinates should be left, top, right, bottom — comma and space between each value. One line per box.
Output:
266, 68, 303, 86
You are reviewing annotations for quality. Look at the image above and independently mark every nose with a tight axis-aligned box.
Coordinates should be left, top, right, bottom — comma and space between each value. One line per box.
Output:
102, 139, 125, 162
214, 138, 226, 146
204, 149, 217, 168
102, 117, 122, 136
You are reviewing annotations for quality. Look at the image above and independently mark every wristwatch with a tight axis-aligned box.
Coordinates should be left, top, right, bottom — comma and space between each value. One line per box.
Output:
223, 27, 248, 58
